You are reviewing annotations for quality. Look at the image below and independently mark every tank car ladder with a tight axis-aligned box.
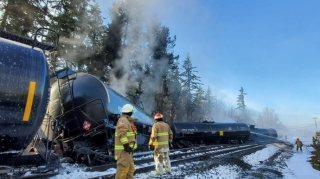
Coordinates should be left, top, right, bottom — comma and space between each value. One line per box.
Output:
53, 62, 82, 138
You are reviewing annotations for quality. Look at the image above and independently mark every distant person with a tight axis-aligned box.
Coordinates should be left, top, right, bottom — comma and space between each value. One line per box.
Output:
148, 113, 173, 176
114, 104, 137, 179
285, 135, 287, 140
295, 138, 303, 152
312, 136, 317, 146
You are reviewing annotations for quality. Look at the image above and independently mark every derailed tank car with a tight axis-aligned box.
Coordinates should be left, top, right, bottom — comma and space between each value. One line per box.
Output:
41, 72, 153, 165
0, 35, 50, 152
171, 122, 251, 147
249, 125, 278, 138
0, 28, 60, 177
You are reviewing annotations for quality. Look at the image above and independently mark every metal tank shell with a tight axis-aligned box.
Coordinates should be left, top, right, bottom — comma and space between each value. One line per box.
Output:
106, 87, 154, 126
45, 72, 153, 142
45, 73, 110, 140
0, 38, 50, 151
213, 122, 251, 142
171, 122, 251, 144
251, 128, 278, 138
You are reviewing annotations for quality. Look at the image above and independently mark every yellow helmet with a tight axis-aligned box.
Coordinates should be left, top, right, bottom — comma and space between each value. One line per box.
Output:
154, 112, 163, 120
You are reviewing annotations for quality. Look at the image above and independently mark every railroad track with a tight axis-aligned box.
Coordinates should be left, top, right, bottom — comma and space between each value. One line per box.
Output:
86, 144, 265, 179
85, 144, 227, 172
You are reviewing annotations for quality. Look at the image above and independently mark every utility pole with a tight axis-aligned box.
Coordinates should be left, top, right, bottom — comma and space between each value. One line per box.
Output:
314, 117, 318, 131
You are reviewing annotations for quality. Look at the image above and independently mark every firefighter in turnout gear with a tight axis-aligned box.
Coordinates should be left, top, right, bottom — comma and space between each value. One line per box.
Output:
114, 104, 138, 179
149, 113, 173, 176
313, 136, 317, 146
295, 138, 303, 152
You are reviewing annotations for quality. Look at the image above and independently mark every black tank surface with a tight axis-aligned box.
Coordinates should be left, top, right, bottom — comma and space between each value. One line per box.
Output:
44, 72, 153, 143
251, 128, 278, 138
45, 73, 110, 140
172, 122, 251, 145
249, 125, 278, 138
212, 122, 251, 143
171, 122, 216, 143
0, 37, 50, 152
106, 87, 154, 126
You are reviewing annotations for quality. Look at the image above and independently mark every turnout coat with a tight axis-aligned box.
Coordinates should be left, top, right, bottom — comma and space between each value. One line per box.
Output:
149, 121, 173, 150
114, 114, 137, 160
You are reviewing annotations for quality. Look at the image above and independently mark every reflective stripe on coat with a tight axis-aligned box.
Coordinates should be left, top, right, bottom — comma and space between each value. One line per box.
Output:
149, 121, 173, 150
114, 114, 137, 160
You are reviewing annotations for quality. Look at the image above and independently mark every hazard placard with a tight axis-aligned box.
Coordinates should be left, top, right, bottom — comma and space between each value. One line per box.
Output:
83, 121, 91, 131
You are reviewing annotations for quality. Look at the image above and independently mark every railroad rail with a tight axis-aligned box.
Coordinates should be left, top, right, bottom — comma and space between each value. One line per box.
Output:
87, 144, 265, 179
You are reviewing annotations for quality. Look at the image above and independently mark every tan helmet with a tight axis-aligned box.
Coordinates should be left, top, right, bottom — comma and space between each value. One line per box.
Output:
154, 112, 163, 120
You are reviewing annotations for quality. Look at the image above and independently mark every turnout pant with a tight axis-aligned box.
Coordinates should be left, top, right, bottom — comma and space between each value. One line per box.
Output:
115, 151, 135, 179
296, 146, 302, 151
154, 147, 171, 174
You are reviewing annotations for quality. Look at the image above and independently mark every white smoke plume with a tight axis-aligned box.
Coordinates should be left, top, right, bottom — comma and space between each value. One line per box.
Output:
108, 0, 169, 114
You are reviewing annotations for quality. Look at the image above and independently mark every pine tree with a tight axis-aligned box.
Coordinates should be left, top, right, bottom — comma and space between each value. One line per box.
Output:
236, 87, 254, 124
237, 87, 247, 110
180, 53, 201, 121
151, 25, 179, 113
257, 107, 280, 128
76, 3, 107, 73
192, 85, 205, 122
0, 0, 46, 36
165, 58, 182, 122
52, 0, 106, 71
202, 86, 216, 121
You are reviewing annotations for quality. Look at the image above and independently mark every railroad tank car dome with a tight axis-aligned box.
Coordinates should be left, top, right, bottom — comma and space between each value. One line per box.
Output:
0, 37, 50, 151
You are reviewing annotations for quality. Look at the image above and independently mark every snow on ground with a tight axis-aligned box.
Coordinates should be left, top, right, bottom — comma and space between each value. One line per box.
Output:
242, 144, 279, 166
282, 138, 320, 178
47, 137, 320, 179
48, 163, 116, 179
134, 144, 282, 179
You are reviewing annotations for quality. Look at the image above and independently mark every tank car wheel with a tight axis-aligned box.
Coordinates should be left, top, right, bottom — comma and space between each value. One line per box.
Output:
185, 141, 193, 147
176, 142, 184, 148
60, 157, 75, 163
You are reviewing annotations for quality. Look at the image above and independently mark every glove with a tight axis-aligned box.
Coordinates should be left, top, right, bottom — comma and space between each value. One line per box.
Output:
149, 145, 155, 150
123, 143, 132, 153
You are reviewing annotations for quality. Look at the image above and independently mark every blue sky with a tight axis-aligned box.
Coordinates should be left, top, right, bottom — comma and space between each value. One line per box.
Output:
96, 0, 320, 130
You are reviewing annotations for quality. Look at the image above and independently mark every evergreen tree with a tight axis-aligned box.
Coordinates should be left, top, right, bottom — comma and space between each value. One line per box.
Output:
180, 53, 201, 121
151, 25, 179, 114
257, 107, 280, 128
202, 86, 216, 121
237, 87, 247, 110
227, 107, 238, 121
0, 0, 46, 36
165, 58, 182, 122
192, 85, 205, 121
76, 3, 107, 73
101, 0, 129, 81
0, 0, 106, 71
52, 0, 106, 71
236, 87, 252, 123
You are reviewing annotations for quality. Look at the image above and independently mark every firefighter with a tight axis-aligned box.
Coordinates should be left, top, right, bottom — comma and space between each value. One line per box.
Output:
313, 136, 317, 146
148, 113, 173, 176
295, 138, 303, 152
114, 104, 138, 179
